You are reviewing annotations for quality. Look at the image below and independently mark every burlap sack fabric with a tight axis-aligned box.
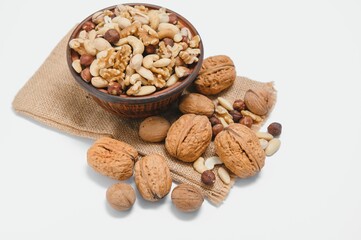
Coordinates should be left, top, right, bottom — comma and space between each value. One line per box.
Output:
12, 30, 277, 205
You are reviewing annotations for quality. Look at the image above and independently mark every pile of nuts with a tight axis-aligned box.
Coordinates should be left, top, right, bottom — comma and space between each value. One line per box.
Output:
85, 54, 282, 213
69, 4, 201, 96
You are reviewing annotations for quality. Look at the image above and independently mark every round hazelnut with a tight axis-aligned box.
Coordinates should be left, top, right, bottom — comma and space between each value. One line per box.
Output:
139, 116, 171, 142
201, 170, 216, 185
229, 110, 243, 122
168, 13, 178, 24
233, 99, 246, 111
80, 68, 91, 82
209, 116, 221, 126
163, 38, 174, 47
104, 29, 120, 44
80, 54, 95, 66
181, 35, 189, 44
107, 82, 122, 95
267, 122, 282, 137
106, 183, 136, 211
212, 124, 223, 137
145, 45, 157, 54
82, 21, 95, 31
239, 116, 253, 128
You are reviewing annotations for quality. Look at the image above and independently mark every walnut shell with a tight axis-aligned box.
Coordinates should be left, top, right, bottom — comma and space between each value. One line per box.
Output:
178, 93, 215, 117
87, 137, 138, 180
244, 89, 271, 116
106, 183, 136, 211
165, 114, 212, 162
171, 184, 204, 212
139, 116, 171, 142
194, 55, 236, 95
134, 154, 172, 202
214, 124, 265, 178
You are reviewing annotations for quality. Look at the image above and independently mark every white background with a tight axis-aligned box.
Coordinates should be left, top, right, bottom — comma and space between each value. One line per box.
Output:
1, 0, 361, 239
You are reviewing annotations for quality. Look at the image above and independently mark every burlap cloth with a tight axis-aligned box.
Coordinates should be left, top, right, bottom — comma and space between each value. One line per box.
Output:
12, 30, 277, 205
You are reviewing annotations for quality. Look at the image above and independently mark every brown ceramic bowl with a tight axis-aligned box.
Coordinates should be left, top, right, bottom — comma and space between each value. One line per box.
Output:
66, 3, 203, 118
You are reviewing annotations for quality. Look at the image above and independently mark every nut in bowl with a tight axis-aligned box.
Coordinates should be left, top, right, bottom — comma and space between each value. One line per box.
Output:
67, 3, 204, 118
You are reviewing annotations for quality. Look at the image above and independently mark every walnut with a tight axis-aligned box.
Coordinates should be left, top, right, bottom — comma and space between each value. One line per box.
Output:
106, 183, 136, 211
171, 184, 204, 212
194, 55, 236, 95
99, 68, 123, 82
113, 44, 132, 73
244, 89, 272, 116
97, 48, 116, 69
134, 154, 172, 201
165, 114, 212, 162
87, 137, 138, 180
119, 21, 141, 38
137, 25, 159, 46
179, 48, 201, 64
178, 93, 215, 117
157, 41, 172, 58
214, 124, 265, 178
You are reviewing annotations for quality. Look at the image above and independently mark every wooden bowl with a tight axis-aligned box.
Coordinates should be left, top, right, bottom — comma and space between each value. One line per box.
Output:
66, 3, 204, 118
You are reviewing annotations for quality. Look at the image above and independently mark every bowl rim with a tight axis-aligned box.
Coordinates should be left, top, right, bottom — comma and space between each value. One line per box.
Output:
66, 2, 204, 104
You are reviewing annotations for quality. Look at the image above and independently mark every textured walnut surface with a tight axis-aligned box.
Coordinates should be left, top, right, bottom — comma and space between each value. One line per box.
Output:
214, 124, 265, 178
171, 183, 204, 212
178, 93, 215, 117
195, 55, 236, 95
87, 137, 138, 180
165, 114, 212, 162
106, 183, 136, 211
134, 154, 172, 202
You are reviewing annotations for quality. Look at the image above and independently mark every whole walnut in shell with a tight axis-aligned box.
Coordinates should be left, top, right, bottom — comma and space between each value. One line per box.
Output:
171, 184, 204, 212
244, 89, 272, 116
194, 55, 236, 95
106, 183, 136, 211
87, 137, 138, 180
178, 93, 215, 117
165, 114, 212, 162
134, 154, 172, 202
214, 124, 265, 178
139, 116, 171, 142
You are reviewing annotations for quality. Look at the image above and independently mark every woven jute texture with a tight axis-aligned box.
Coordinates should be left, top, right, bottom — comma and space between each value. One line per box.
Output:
13, 30, 277, 205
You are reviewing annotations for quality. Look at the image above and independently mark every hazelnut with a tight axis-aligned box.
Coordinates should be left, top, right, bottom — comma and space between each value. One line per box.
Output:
106, 183, 136, 211
267, 122, 282, 137
233, 99, 246, 111
239, 116, 253, 128
107, 82, 122, 95
82, 21, 95, 31
104, 29, 120, 44
212, 124, 223, 137
201, 170, 216, 185
229, 110, 242, 122
168, 13, 178, 24
80, 54, 94, 66
163, 38, 174, 47
181, 35, 189, 44
209, 116, 221, 126
80, 68, 91, 82
145, 45, 157, 54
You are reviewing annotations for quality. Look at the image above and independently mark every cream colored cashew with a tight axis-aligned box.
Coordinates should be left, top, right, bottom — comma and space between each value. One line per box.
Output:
142, 24, 158, 36
153, 58, 171, 68
173, 33, 182, 42
89, 59, 100, 76
180, 27, 192, 40
83, 39, 97, 56
256, 132, 274, 141
137, 67, 154, 81
157, 29, 176, 39
158, 12, 169, 23
126, 36, 144, 55
158, 23, 180, 35
91, 76, 108, 88
129, 54, 143, 71
93, 38, 112, 52
129, 73, 143, 85
142, 54, 159, 69
112, 16, 131, 29
148, 10, 160, 30
205, 156, 223, 170
166, 74, 179, 87
124, 65, 135, 86
114, 38, 129, 46
78, 30, 88, 40
88, 30, 97, 41
193, 157, 208, 174
71, 59, 82, 73
133, 12, 149, 24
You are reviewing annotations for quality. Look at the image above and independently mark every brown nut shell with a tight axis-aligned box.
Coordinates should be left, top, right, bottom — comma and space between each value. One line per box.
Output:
171, 184, 204, 212
194, 55, 236, 95
244, 89, 271, 116
178, 93, 215, 117
165, 114, 212, 162
134, 154, 172, 202
106, 183, 136, 211
139, 116, 171, 142
214, 124, 265, 178
87, 137, 138, 180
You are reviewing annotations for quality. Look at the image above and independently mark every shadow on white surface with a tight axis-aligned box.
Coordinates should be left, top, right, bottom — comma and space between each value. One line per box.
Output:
85, 165, 122, 188
233, 173, 261, 188
104, 199, 133, 218
170, 203, 201, 221
135, 189, 167, 210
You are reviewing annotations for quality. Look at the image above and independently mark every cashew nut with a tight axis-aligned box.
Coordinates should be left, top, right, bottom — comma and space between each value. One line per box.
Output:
71, 59, 82, 73
126, 36, 144, 55
124, 65, 135, 86
259, 139, 269, 150
148, 10, 160, 30
205, 156, 223, 170
112, 16, 131, 29
93, 38, 112, 52
129, 73, 143, 85
114, 38, 129, 46
137, 67, 154, 81
153, 58, 171, 68
218, 167, 231, 185
166, 74, 179, 87
83, 40, 97, 56
256, 132, 274, 141
173, 33, 182, 43
142, 54, 159, 69
193, 157, 208, 174
133, 85, 156, 96
89, 59, 100, 77
133, 12, 149, 25
175, 66, 191, 78
157, 29, 176, 39
158, 23, 180, 35
91, 76, 108, 88
158, 12, 169, 23
180, 27, 192, 40
129, 54, 143, 71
